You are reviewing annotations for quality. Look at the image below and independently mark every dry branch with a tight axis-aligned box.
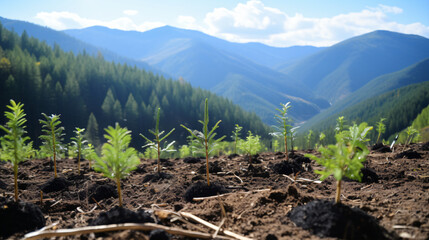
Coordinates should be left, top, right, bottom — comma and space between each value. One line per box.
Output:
180, 212, 254, 240
24, 222, 232, 240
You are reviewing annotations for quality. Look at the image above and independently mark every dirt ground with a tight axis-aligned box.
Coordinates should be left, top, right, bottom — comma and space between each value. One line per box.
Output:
0, 142, 428, 240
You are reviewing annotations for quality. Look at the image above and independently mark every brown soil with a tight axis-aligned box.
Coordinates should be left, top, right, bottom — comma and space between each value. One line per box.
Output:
0, 143, 428, 239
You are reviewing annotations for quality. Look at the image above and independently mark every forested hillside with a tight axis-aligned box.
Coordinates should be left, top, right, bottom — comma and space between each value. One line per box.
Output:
0, 23, 269, 148
298, 82, 429, 147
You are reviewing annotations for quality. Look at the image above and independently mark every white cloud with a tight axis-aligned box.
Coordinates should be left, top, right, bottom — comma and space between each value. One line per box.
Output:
203, 1, 429, 47
35, 11, 164, 31
177, 15, 202, 30
123, 10, 139, 16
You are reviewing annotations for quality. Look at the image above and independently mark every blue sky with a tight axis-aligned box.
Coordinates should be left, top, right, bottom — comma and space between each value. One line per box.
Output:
1, 0, 428, 47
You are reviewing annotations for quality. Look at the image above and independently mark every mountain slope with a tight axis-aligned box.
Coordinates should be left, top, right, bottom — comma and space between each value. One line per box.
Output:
64, 25, 328, 124
0, 17, 158, 74
282, 30, 429, 103
301, 81, 429, 145
300, 58, 429, 132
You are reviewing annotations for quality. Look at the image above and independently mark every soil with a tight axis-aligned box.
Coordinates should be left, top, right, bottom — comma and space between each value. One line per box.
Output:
0, 143, 428, 239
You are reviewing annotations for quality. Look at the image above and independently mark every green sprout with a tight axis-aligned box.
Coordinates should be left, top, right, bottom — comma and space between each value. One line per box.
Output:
181, 98, 225, 186
290, 126, 300, 153
319, 132, 326, 148
93, 123, 139, 207
335, 116, 346, 134
71, 127, 87, 174
39, 113, 64, 178
238, 131, 262, 165
376, 118, 386, 144
83, 143, 97, 169
405, 126, 419, 146
306, 130, 313, 150
274, 102, 292, 159
306, 122, 372, 204
0, 100, 33, 201
179, 145, 191, 158
140, 108, 175, 174
231, 124, 243, 154
272, 139, 279, 152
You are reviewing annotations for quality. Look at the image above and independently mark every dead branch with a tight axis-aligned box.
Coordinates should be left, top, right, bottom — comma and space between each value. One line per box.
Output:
24, 222, 232, 240
180, 212, 254, 240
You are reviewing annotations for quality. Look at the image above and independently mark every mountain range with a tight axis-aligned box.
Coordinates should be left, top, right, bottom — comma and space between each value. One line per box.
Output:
1, 16, 428, 134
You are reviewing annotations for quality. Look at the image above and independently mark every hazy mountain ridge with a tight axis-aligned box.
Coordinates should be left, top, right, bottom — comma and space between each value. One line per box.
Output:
282, 30, 429, 103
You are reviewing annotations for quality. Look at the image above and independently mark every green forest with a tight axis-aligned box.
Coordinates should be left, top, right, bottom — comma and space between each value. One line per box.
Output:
0, 23, 269, 149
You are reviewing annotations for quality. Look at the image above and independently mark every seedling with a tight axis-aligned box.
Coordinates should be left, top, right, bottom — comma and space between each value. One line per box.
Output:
306, 123, 372, 204
93, 123, 139, 207
290, 126, 300, 153
231, 124, 243, 154
0, 100, 33, 201
140, 108, 175, 174
179, 145, 191, 158
71, 127, 87, 174
39, 113, 64, 178
181, 98, 225, 186
238, 131, 262, 165
319, 132, 326, 148
404, 126, 419, 148
335, 116, 346, 134
306, 130, 313, 150
274, 102, 292, 159
83, 143, 97, 169
376, 118, 386, 144
272, 139, 279, 152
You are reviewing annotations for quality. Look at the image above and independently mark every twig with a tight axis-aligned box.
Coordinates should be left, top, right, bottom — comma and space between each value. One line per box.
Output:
24, 222, 232, 240
213, 218, 226, 239
283, 175, 322, 184
180, 212, 253, 240
50, 199, 62, 208
91, 197, 103, 209
193, 189, 270, 201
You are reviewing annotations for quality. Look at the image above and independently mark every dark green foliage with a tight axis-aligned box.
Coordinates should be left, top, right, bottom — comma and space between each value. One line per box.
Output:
0, 23, 269, 149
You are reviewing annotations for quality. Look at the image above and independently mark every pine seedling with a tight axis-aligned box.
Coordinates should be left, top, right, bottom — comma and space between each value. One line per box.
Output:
274, 102, 292, 159
140, 108, 175, 174
404, 126, 419, 147
39, 113, 64, 178
238, 131, 262, 165
83, 143, 97, 169
231, 124, 243, 154
306, 122, 372, 204
319, 132, 326, 148
335, 116, 346, 134
272, 139, 279, 152
306, 130, 313, 150
71, 127, 87, 174
290, 126, 300, 153
376, 118, 386, 144
181, 98, 225, 186
0, 100, 33, 201
93, 123, 139, 207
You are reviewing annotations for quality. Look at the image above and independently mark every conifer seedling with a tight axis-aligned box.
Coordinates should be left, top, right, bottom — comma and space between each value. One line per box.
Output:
71, 127, 87, 174
0, 100, 33, 201
306, 123, 372, 204
231, 124, 243, 154
181, 98, 225, 186
140, 108, 175, 174
274, 102, 292, 159
238, 131, 262, 165
376, 118, 386, 144
93, 123, 139, 207
39, 113, 64, 178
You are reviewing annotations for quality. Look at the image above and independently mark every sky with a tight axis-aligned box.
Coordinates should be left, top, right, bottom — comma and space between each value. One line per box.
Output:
1, 0, 428, 47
